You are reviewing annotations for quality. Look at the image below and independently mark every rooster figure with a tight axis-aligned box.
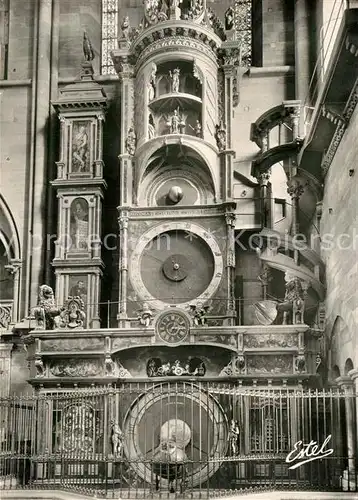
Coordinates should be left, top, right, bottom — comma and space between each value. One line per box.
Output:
83, 31, 95, 61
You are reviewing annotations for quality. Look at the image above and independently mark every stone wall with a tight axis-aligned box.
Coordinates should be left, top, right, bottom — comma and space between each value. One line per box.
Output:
320, 103, 358, 373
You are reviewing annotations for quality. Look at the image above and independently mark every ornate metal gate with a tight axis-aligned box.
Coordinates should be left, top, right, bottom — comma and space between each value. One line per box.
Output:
0, 383, 356, 498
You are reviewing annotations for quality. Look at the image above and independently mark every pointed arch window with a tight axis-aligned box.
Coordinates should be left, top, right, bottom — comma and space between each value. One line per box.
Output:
101, 0, 118, 75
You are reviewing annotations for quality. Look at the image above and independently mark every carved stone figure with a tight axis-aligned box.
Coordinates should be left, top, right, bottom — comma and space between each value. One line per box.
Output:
167, 109, 185, 134
148, 63, 157, 101
189, 303, 210, 326
229, 419, 240, 456
277, 273, 306, 325
215, 122, 227, 151
295, 354, 306, 373
189, 119, 202, 137
58, 296, 86, 329
125, 127, 136, 156
148, 113, 156, 139
82, 31, 95, 61
138, 302, 153, 327
34, 355, 45, 377
111, 421, 124, 455
225, 7, 235, 31
120, 15, 131, 40
169, 68, 180, 93
33, 285, 61, 330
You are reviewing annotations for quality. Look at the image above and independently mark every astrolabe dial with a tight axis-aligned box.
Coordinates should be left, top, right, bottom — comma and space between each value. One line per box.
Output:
129, 222, 224, 310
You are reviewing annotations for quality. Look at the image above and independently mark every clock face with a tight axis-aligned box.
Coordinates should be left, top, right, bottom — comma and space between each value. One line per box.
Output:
129, 222, 224, 310
156, 310, 190, 345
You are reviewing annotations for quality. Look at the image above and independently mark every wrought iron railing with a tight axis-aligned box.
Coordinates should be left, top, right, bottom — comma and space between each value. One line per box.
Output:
0, 384, 357, 497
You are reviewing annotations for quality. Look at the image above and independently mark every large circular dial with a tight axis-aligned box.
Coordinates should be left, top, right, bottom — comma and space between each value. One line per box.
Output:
129, 222, 223, 309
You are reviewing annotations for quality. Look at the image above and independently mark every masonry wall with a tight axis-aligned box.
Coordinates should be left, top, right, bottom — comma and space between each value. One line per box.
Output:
320, 103, 358, 374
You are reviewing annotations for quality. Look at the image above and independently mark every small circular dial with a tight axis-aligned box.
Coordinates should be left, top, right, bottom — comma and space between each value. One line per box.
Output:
156, 310, 190, 344
162, 254, 190, 281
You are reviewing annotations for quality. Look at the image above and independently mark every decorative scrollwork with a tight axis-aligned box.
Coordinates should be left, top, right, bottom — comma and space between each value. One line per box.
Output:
147, 357, 206, 377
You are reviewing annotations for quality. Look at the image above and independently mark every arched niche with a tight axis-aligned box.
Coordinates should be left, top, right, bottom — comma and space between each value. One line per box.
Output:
344, 358, 354, 375
137, 143, 216, 207
332, 365, 341, 379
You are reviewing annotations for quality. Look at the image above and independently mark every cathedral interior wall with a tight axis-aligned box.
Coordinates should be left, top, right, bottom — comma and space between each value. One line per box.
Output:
320, 104, 358, 373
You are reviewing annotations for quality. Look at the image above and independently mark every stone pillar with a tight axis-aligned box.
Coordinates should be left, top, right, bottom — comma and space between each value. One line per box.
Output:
258, 171, 271, 228
28, 0, 53, 309
287, 177, 305, 237
337, 376, 357, 478
294, 0, 310, 102
225, 211, 236, 324
117, 214, 129, 327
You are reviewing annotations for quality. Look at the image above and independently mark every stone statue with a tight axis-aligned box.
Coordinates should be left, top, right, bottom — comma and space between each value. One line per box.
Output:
167, 109, 185, 134
82, 31, 95, 62
225, 7, 235, 31
120, 15, 131, 40
215, 122, 227, 151
229, 420, 240, 456
138, 302, 153, 327
148, 63, 157, 101
125, 127, 136, 156
189, 303, 210, 326
148, 114, 156, 139
169, 68, 180, 93
277, 273, 306, 325
33, 285, 61, 330
189, 120, 202, 138
72, 124, 89, 172
58, 296, 86, 329
111, 420, 124, 455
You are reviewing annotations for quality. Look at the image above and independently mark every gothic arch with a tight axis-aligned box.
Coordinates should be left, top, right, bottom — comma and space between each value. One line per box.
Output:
344, 358, 354, 375
0, 194, 21, 259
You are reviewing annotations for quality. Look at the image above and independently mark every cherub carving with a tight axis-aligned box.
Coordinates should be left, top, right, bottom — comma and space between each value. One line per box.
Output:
138, 302, 153, 327
33, 285, 61, 330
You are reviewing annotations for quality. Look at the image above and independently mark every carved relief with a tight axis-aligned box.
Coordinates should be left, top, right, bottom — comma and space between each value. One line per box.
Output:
0, 304, 12, 330
220, 355, 245, 376
244, 333, 298, 349
49, 359, 103, 377
189, 303, 210, 326
125, 127, 136, 156
138, 302, 153, 327
246, 355, 293, 374
41, 338, 103, 352
58, 297, 86, 329
147, 357, 206, 377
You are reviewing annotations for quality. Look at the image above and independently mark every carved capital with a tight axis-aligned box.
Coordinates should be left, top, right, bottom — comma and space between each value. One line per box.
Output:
225, 212, 236, 227
257, 171, 271, 186
287, 179, 305, 199
119, 216, 129, 230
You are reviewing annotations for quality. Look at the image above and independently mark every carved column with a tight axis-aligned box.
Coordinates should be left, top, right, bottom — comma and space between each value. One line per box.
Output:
257, 171, 271, 228
118, 59, 135, 206
117, 214, 129, 327
337, 376, 357, 476
294, 0, 310, 103
287, 177, 305, 237
225, 211, 236, 324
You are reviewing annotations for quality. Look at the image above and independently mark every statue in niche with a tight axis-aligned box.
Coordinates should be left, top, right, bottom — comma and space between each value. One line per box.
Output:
148, 113, 156, 139
58, 296, 86, 329
125, 127, 136, 156
82, 31, 95, 61
111, 420, 124, 455
70, 198, 89, 251
229, 420, 240, 456
225, 7, 235, 31
215, 122, 227, 151
148, 63, 157, 101
33, 285, 61, 330
169, 68, 180, 93
167, 109, 185, 134
120, 15, 131, 40
189, 303, 210, 326
138, 302, 153, 327
189, 119, 202, 138
72, 123, 89, 172
277, 273, 306, 325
